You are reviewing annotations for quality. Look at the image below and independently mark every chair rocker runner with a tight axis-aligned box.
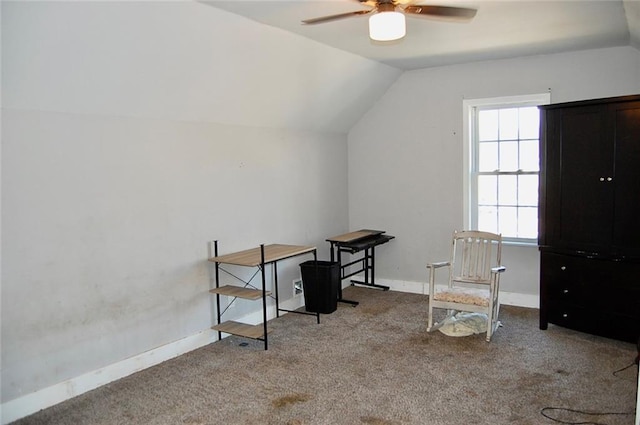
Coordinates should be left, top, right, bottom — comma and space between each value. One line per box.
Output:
426, 230, 506, 342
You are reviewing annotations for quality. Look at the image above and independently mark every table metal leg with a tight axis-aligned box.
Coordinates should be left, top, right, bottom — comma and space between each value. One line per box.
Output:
349, 247, 390, 291
336, 245, 359, 306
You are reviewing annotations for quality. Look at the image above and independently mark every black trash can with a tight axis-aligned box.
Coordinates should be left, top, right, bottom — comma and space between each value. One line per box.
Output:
299, 260, 339, 314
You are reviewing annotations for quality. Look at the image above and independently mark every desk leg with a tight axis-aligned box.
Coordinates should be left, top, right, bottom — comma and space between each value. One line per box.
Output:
336, 245, 359, 306
274, 262, 280, 318
260, 244, 268, 350
213, 241, 223, 341
350, 246, 389, 291
314, 250, 320, 323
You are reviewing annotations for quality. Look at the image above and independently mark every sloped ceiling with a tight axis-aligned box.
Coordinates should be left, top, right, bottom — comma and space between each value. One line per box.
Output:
205, 0, 640, 70
2, 1, 401, 133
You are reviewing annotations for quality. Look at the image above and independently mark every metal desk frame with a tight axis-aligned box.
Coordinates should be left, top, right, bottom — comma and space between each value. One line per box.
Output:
209, 241, 318, 350
326, 229, 395, 307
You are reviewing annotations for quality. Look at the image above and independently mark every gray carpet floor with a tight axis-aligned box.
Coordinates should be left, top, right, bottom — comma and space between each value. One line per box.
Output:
14, 286, 638, 425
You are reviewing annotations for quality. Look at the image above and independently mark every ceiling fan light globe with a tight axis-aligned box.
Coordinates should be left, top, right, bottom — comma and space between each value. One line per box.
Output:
369, 11, 406, 41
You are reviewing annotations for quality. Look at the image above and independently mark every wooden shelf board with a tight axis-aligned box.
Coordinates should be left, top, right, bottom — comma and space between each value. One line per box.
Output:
326, 229, 385, 243
209, 244, 316, 267
209, 285, 271, 300
212, 321, 269, 339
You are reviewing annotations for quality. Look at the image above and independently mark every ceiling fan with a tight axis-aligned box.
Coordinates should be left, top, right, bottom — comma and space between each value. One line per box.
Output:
302, 0, 477, 42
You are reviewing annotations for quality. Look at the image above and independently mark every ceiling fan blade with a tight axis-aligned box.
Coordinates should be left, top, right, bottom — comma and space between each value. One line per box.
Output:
302, 9, 371, 25
403, 5, 477, 20
352, 0, 379, 6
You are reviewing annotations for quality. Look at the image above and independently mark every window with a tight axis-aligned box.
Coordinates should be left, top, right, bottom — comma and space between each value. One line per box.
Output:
463, 93, 551, 244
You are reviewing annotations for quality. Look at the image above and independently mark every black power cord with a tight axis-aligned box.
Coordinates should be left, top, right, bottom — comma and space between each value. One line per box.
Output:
540, 407, 635, 425
541, 355, 638, 425
612, 361, 637, 378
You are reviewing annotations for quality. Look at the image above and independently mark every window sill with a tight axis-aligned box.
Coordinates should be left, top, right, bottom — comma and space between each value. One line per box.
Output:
502, 239, 538, 248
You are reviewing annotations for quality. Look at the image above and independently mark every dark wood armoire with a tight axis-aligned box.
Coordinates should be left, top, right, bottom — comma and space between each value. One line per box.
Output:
538, 94, 640, 343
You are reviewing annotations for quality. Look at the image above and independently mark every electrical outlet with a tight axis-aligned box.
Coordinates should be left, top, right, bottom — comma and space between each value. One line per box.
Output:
293, 279, 303, 297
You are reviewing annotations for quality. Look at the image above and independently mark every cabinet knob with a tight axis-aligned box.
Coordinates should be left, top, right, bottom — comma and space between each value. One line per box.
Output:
562, 313, 568, 318
606, 177, 613, 182
560, 266, 566, 271
563, 289, 569, 294
599, 177, 605, 182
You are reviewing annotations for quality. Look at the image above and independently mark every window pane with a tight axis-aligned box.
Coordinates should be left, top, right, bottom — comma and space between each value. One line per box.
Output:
518, 107, 540, 140
517, 207, 538, 239
471, 99, 545, 241
518, 175, 538, 206
478, 175, 497, 205
519, 140, 539, 171
478, 142, 498, 171
499, 108, 518, 140
498, 206, 518, 237
499, 141, 518, 171
479, 110, 498, 141
498, 175, 517, 205
478, 206, 498, 233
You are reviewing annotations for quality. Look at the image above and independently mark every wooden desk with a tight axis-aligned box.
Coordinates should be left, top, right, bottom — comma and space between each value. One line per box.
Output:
326, 229, 384, 244
209, 242, 317, 350
326, 229, 395, 306
210, 244, 316, 267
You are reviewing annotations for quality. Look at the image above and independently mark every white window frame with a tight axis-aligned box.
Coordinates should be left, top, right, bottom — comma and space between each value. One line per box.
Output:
463, 93, 551, 245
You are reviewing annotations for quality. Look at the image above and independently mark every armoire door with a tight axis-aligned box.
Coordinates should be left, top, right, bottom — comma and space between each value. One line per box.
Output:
611, 101, 640, 257
555, 105, 614, 251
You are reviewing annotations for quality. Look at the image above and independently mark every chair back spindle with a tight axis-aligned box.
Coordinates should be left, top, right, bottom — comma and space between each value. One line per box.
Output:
451, 231, 501, 285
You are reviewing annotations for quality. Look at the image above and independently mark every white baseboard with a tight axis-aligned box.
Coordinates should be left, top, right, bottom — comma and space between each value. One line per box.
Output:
0, 295, 308, 425
1, 283, 535, 424
1, 329, 217, 425
346, 276, 540, 309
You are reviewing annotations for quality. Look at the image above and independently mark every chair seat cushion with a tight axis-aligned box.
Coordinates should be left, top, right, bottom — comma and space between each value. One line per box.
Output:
433, 287, 490, 307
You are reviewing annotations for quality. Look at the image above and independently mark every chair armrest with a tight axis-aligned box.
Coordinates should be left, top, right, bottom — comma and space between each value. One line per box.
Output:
491, 266, 506, 273
427, 261, 450, 269
426, 261, 450, 296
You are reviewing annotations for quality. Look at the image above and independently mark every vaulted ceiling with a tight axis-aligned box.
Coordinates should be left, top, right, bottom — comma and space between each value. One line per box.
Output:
204, 0, 640, 70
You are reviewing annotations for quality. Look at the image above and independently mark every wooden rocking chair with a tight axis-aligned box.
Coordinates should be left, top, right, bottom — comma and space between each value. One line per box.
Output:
426, 230, 506, 342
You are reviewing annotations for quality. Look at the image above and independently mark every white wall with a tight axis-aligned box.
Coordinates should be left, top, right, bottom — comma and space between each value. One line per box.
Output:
348, 46, 640, 296
2, 110, 347, 402
0, 0, 400, 416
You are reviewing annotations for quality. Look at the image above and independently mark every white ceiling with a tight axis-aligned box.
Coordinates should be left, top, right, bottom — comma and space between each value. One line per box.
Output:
203, 0, 640, 70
